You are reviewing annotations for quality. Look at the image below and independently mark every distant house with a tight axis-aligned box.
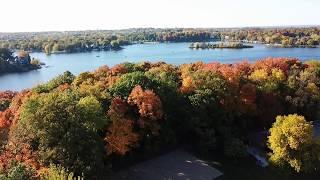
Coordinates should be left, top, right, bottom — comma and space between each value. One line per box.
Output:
14, 51, 31, 65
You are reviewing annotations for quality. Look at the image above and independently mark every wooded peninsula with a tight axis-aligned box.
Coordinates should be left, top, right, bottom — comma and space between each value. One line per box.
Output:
0, 48, 41, 74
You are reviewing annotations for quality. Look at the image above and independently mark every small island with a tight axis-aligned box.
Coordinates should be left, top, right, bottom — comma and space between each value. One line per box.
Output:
189, 42, 254, 49
0, 48, 42, 74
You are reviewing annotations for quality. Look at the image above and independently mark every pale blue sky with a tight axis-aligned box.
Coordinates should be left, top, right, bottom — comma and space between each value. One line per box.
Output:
1, 0, 319, 32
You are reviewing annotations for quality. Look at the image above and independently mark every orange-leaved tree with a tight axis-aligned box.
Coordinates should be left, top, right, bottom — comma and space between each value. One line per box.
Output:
128, 85, 163, 135
105, 97, 139, 155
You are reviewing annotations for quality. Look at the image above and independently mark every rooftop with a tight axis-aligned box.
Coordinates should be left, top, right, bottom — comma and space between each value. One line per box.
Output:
109, 150, 223, 180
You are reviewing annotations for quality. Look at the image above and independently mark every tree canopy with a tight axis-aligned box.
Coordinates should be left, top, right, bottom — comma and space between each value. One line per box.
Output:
1, 58, 320, 178
268, 114, 320, 173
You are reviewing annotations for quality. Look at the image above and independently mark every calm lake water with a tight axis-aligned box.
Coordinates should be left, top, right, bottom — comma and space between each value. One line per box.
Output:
1, 42, 320, 91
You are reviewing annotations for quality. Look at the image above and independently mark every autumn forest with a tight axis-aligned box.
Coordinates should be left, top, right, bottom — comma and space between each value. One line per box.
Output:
1, 57, 320, 179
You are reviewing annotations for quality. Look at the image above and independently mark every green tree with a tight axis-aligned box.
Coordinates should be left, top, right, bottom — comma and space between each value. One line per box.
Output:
44, 44, 53, 54
0, 48, 13, 61
110, 40, 120, 49
185, 70, 230, 150
52, 43, 61, 52
40, 164, 83, 180
33, 71, 75, 93
109, 71, 158, 98
0, 162, 36, 180
307, 39, 316, 46
10, 91, 108, 178
224, 138, 247, 158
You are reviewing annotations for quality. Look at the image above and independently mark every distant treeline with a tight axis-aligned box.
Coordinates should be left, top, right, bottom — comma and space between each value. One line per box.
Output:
0, 29, 215, 54
219, 27, 320, 47
0, 27, 319, 54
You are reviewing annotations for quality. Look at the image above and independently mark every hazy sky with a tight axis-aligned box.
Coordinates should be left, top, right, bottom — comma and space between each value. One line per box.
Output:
1, 0, 319, 32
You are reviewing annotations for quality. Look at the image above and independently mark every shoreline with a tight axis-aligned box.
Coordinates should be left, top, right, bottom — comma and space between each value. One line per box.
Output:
0, 64, 42, 76
189, 42, 254, 49
14, 41, 320, 56
229, 40, 319, 48
24, 47, 125, 55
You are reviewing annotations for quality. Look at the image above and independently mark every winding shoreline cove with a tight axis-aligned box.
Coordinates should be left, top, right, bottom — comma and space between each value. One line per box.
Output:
1, 42, 320, 91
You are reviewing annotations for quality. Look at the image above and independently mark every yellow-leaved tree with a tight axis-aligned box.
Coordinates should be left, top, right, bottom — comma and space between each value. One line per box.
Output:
268, 114, 320, 173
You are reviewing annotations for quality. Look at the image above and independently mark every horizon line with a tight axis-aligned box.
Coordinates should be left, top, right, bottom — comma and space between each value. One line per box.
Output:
1, 25, 320, 34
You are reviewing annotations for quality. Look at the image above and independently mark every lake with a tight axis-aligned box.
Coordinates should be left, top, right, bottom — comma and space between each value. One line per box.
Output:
1, 42, 320, 91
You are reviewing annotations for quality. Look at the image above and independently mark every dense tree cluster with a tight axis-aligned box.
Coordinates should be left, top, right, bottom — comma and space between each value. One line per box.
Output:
0, 34, 126, 54
0, 48, 40, 74
1, 58, 320, 178
0, 29, 215, 54
0, 48, 14, 73
219, 27, 320, 47
123, 30, 213, 42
